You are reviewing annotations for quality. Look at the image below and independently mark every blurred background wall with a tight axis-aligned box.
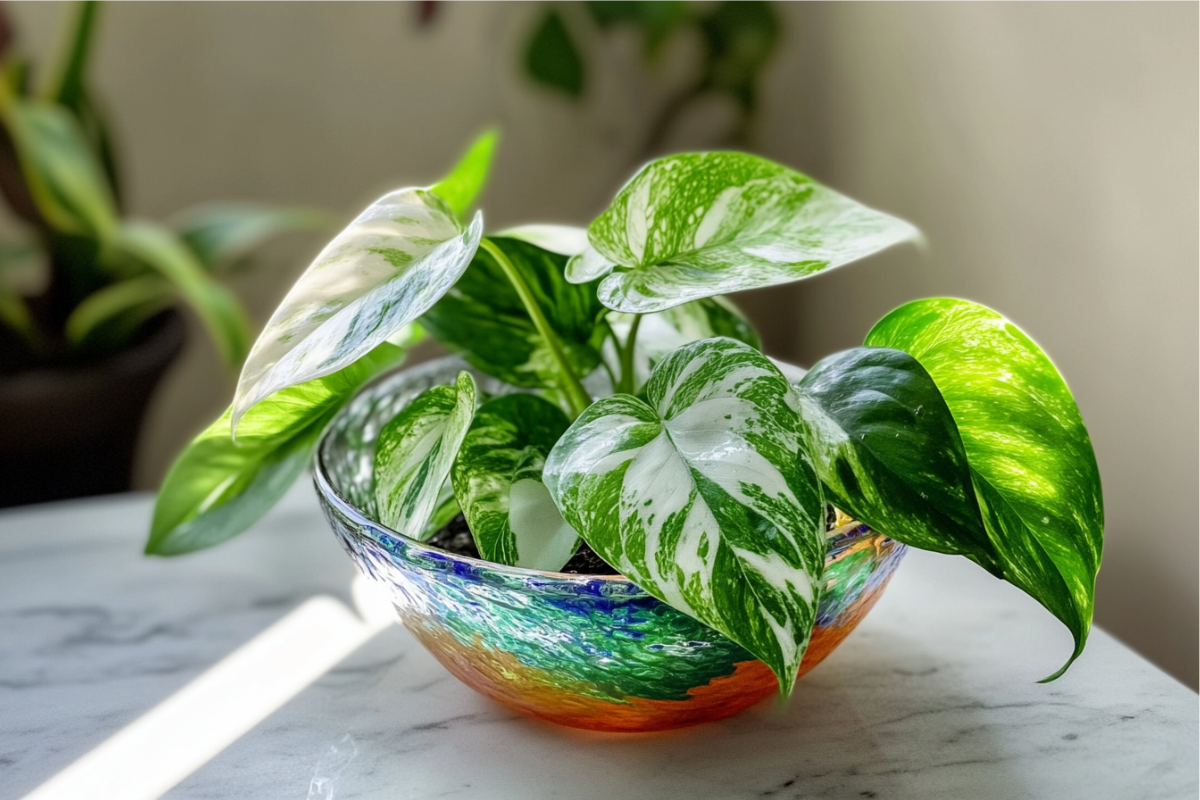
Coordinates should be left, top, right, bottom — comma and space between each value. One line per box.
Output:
5, 2, 1195, 688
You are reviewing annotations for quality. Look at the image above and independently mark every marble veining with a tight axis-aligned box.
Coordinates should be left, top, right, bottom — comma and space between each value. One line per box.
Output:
0, 484, 1195, 800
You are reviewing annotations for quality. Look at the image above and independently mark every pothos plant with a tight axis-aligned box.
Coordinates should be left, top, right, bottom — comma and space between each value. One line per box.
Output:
148, 131, 1103, 697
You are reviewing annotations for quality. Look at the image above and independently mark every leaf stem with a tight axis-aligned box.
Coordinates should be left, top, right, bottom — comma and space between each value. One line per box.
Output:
479, 237, 591, 418
618, 313, 642, 394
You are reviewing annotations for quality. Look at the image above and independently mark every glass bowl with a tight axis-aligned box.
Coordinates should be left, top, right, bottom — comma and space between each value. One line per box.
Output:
315, 356, 906, 733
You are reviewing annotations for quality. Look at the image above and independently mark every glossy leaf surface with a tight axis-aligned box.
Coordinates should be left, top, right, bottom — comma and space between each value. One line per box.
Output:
574, 152, 918, 313
495, 224, 588, 257
796, 346, 997, 570
432, 128, 499, 220
421, 236, 607, 389
866, 298, 1103, 678
233, 188, 481, 427
147, 343, 406, 556
451, 394, 578, 571
374, 372, 477, 536
544, 338, 825, 694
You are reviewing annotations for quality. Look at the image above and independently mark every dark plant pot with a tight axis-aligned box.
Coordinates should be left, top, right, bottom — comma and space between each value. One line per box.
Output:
0, 311, 185, 508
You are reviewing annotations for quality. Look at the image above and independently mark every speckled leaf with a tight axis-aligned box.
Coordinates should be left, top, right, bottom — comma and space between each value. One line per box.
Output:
580, 152, 919, 313
233, 188, 482, 428
420, 236, 607, 389
451, 394, 578, 570
147, 343, 406, 556
606, 295, 761, 391
544, 338, 825, 694
375, 372, 477, 536
796, 346, 998, 571
866, 298, 1104, 679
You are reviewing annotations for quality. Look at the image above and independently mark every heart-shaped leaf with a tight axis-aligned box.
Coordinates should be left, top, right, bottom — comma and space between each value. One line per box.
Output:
544, 337, 826, 695
147, 343, 406, 556
571, 152, 919, 313
451, 394, 578, 570
232, 188, 481, 428
420, 236, 607, 390
796, 346, 998, 571
374, 372, 477, 536
866, 298, 1103, 679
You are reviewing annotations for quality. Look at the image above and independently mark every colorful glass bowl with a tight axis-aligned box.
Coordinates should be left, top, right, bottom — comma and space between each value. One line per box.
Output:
315, 357, 907, 733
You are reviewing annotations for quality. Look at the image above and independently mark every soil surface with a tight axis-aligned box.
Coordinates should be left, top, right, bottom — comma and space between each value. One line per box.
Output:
426, 513, 622, 575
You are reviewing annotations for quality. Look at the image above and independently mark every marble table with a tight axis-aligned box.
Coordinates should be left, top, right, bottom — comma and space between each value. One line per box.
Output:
2, 483, 1195, 800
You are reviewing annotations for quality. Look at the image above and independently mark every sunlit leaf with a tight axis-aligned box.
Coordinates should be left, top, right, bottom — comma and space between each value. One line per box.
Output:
420, 235, 607, 390
147, 343, 406, 556
866, 298, 1103, 679
576, 152, 919, 313
495, 224, 588, 257
432, 128, 499, 220
374, 372, 476, 536
233, 188, 481, 428
796, 346, 998, 571
545, 337, 825, 694
452, 394, 578, 570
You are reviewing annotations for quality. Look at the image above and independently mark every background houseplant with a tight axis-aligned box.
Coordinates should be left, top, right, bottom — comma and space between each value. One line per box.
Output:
0, 1, 326, 507
147, 135, 1104, 725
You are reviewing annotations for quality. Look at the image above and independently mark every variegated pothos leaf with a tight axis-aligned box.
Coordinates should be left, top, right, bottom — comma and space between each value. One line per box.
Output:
451, 394, 579, 571
494, 224, 589, 257
570, 152, 919, 313
233, 188, 482, 428
866, 298, 1104, 679
544, 337, 825, 694
374, 372, 477, 536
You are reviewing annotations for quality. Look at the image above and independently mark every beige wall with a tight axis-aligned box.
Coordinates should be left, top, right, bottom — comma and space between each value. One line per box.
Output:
7, 3, 1195, 687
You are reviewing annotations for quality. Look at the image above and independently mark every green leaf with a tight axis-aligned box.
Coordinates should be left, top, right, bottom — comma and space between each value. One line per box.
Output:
524, 10, 584, 98
0, 96, 116, 237
796, 346, 998, 570
572, 152, 919, 313
451, 394, 578, 570
233, 187, 482, 428
171, 203, 335, 273
865, 299, 1103, 679
420, 235, 607, 390
375, 372, 477, 536
544, 337, 826, 695
584, 1, 689, 61
43, 1, 101, 113
65, 274, 173, 347
147, 343, 406, 556
431, 128, 499, 220
111, 221, 250, 370
607, 295, 761, 392
697, 1, 780, 112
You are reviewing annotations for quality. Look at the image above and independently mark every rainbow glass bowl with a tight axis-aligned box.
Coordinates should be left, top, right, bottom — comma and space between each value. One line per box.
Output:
315, 356, 907, 733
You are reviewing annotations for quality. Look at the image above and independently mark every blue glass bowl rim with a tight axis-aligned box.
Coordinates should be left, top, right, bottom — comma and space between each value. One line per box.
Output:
313, 355, 888, 594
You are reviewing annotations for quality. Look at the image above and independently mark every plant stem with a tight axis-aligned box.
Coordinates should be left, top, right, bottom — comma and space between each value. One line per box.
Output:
618, 313, 642, 395
479, 237, 591, 418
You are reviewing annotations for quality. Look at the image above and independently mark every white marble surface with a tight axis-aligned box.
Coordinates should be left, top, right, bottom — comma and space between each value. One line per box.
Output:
1, 483, 1195, 800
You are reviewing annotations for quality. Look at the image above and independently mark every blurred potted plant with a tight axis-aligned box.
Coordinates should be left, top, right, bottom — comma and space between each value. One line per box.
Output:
0, 2, 328, 507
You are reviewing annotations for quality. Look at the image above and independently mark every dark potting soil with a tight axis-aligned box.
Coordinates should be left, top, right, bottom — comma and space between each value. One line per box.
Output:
426, 505, 845, 577
426, 513, 622, 575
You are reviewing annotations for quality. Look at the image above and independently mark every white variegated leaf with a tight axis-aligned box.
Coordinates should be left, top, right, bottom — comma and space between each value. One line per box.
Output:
544, 337, 825, 694
451, 394, 578, 570
496, 224, 589, 257
374, 372, 477, 536
233, 188, 482, 427
584, 152, 920, 313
